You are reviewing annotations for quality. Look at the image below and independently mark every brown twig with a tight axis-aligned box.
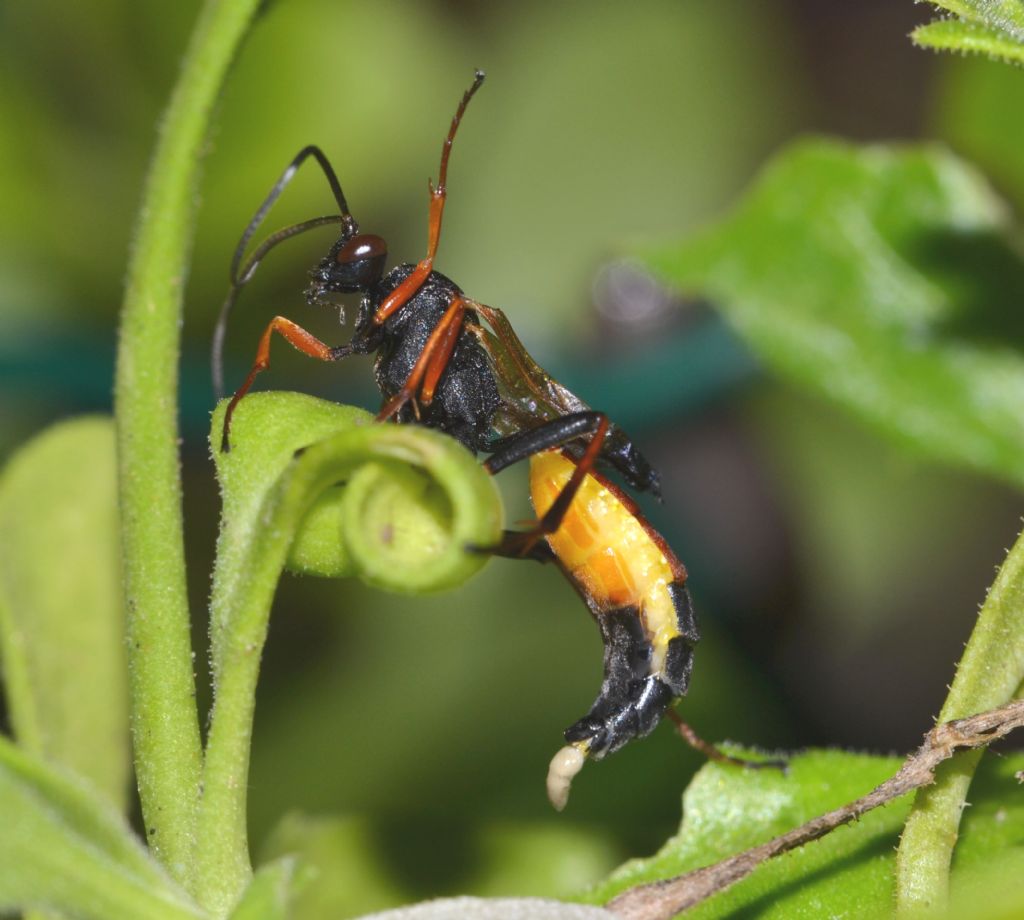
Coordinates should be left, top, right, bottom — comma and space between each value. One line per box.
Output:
606, 699, 1024, 920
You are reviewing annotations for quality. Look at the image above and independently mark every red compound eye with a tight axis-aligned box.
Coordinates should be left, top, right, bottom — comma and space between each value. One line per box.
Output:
336, 233, 387, 264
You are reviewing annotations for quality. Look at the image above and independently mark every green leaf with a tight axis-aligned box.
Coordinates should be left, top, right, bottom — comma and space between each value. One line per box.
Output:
260, 814, 405, 918
0, 734, 202, 920
922, 0, 1024, 30
913, 19, 1024, 67
228, 859, 299, 920
646, 140, 1024, 488
585, 749, 1024, 918
915, 0, 1024, 65
196, 392, 503, 914
0, 417, 129, 809
920, 0, 992, 19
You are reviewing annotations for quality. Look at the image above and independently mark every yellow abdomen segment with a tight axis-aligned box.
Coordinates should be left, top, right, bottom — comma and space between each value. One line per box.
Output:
529, 450, 683, 662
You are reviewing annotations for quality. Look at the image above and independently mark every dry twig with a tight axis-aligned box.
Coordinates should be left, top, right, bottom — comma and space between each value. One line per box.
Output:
606, 699, 1024, 920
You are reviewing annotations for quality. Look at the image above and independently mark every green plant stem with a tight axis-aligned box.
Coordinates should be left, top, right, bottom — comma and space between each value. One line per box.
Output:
197, 453, 339, 915
895, 526, 1024, 916
113, 0, 260, 888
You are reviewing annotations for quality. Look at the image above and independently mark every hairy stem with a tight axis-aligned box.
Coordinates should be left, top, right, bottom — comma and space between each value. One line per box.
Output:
114, 0, 260, 887
894, 526, 1024, 916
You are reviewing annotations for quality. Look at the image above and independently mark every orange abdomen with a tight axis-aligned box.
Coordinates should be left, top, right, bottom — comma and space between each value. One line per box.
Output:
528, 450, 686, 660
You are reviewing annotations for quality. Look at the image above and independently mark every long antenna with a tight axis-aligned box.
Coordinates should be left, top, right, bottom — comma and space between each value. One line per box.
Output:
212, 145, 356, 397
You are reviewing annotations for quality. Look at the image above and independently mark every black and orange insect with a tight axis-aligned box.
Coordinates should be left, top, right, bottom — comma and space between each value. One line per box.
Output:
214, 71, 767, 808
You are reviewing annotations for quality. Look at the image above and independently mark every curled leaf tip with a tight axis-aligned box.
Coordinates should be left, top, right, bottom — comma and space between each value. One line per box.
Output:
211, 391, 503, 596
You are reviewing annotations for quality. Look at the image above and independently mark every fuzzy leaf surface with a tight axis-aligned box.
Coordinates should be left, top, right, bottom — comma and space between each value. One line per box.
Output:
914, 0, 1024, 64
0, 736, 202, 920
0, 417, 128, 808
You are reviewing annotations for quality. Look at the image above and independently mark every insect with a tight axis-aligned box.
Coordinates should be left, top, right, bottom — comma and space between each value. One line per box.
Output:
214, 71, 768, 808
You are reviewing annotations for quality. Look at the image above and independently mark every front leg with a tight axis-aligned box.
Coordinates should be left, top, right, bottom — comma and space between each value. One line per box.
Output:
221, 316, 354, 452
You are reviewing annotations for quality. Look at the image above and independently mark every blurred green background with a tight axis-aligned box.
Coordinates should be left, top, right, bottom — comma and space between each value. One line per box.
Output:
2, 0, 1024, 913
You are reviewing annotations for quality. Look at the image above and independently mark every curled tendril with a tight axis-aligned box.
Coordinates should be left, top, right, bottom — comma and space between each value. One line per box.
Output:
198, 391, 503, 903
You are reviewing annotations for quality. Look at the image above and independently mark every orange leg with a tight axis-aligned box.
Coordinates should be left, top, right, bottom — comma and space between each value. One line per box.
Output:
377, 296, 466, 421
373, 255, 434, 327
372, 72, 485, 327
221, 316, 349, 452
420, 309, 463, 404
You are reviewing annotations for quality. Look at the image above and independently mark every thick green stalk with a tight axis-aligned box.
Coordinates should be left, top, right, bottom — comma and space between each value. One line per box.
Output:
894, 527, 1024, 915
113, 0, 260, 886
